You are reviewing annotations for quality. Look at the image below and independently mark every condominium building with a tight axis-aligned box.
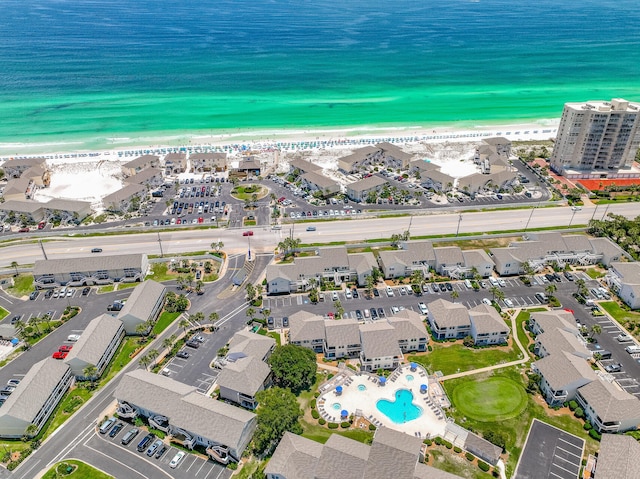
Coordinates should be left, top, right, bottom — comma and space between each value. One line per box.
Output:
551, 98, 640, 178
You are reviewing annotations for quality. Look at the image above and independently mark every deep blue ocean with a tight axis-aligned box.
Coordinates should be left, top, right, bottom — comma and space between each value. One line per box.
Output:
1, 0, 639, 152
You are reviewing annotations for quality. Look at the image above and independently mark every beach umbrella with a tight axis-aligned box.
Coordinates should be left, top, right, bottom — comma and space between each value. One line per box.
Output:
379, 376, 386, 386
410, 362, 417, 372
341, 410, 348, 418
336, 385, 343, 395
420, 384, 428, 394
10, 338, 19, 346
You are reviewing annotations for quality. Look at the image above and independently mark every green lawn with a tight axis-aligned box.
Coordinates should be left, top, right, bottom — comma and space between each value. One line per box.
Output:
7, 274, 33, 296
42, 460, 113, 479
153, 311, 181, 335
451, 377, 528, 422
408, 341, 520, 376
428, 449, 489, 479
599, 301, 640, 323
515, 308, 546, 354
0, 306, 8, 321
44, 387, 93, 437
267, 331, 281, 346
231, 184, 268, 200
443, 368, 599, 477
100, 337, 141, 384
149, 262, 174, 281
115, 282, 138, 291
300, 420, 373, 445
97, 284, 115, 293
584, 267, 605, 279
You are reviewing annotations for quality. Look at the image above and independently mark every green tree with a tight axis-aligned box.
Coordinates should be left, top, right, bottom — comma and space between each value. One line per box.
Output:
22, 423, 38, 442
136, 322, 149, 336
246, 283, 257, 303
179, 318, 191, 334
268, 344, 317, 394
545, 283, 557, 296
11, 261, 19, 276
208, 312, 219, 323
590, 324, 602, 339
450, 290, 459, 302
82, 364, 98, 388
365, 274, 376, 297
162, 336, 174, 351
253, 387, 303, 455
191, 311, 205, 323
147, 349, 159, 368
138, 354, 151, 370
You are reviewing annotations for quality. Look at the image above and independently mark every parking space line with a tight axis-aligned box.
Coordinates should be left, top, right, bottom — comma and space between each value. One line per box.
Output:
184, 455, 198, 472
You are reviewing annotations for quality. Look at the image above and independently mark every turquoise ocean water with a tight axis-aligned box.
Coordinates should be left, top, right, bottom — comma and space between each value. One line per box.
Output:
1, 0, 640, 153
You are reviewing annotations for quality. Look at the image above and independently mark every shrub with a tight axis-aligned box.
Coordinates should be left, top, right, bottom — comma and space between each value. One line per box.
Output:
311, 409, 320, 419
568, 400, 578, 411
589, 429, 602, 441
583, 422, 592, 431
478, 461, 490, 472
340, 422, 350, 429
427, 345, 433, 352
318, 418, 326, 425
454, 446, 462, 453
465, 452, 474, 461
328, 422, 339, 429
423, 439, 432, 446
227, 462, 238, 470
434, 437, 443, 445
574, 407, 585, 419
444, 441, 453, 449
310, 399, 317, 409
327, 374, 334, 380
369, 424, 376, 431
313, 392, 320, 398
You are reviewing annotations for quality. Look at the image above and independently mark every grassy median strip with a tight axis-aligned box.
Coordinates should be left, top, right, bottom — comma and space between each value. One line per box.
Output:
42, 459, 113, 479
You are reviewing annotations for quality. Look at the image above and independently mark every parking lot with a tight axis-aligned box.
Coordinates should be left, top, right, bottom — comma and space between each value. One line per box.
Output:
514, 419, 584, 479
92, 425, 232, 479
161, 331, 220, 394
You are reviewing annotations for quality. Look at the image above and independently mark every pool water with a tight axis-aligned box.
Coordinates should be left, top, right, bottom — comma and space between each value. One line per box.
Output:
406, 374, 414, 381
358, 384, 367, 391
332, 402, 341, 410
376, 389, 423, 424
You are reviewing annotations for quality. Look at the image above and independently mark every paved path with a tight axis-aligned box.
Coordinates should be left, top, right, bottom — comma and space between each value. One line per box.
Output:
439, 307, 530, 381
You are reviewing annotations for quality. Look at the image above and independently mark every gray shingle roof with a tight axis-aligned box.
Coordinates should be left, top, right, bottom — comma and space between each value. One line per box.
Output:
289, 158, 321, 173
463, 432, 502, 465
387, 310, 427, 340
0, 358, 70, 423
427, 299, 470, 328
0, 199, 44, 213
122, 155, 159, 168
347, 252, 377, 276
535, 351, 596, 390
44, 198, 92, 213
577, 379, 640, 424
2, 157, 46, 169
359, 322, 402, 358
0, 324, 17, 339
102, 183, 147, 205
64, 314, 124, 368
264, 432, 323, 479
610, 262, 640, 285
530, 310, 577, 334
227, 330, 275, 361
434, 246, 465, 266
325, 319, 361, 349
116, 280, 166, 322
595, 434, 640, 479
468, 304, 507, 335
536, 328, 589, 358
364, 427, 423, 479
33, 253, 146, 276
115, 370, 255, 452
347, 175, 388, 193
316, 433, 370, 479
216, 356, 270, 398
338, 146, 381, 169
288, 311, 326, 343
462, 249, 493, 268
301, 171, 339, 190
125, 168, 162, 184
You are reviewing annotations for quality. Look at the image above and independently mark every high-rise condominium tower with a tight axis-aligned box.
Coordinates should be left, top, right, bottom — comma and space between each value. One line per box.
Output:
551, 98, 640, 177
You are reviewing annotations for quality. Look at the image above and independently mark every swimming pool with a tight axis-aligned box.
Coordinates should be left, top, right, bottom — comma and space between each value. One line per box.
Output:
357, 384, 367, 391
406, 374, 414, 381
376, 389, 423, 424
332, 402, 341, 410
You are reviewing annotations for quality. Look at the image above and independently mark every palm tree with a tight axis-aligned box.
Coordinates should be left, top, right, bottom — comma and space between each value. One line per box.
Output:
208, 312, 219, 323
179, 318, 191, 334
147, 349, 159, 368
450, 290, 459, 302
246, 307, 256, 320
138, 355, 151, 370
191, 311, 205, 324
493, 289, 505, 304
545, 283, 557, 296
589, 324, 602, 340
11, 261, 19, 276
195, 280, 203, 294
83, 364, 98, 388
136, 322, 149, 336
489, 286, 500, 301
23, 424, 38, 441
162, 336, 174, 351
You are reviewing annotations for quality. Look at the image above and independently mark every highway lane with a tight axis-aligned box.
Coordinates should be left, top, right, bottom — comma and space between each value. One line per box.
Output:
2, 203, 636, 268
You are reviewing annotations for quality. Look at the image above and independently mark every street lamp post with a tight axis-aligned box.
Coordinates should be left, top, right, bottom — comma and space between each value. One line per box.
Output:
524, 206, 536, 232
569, 209, 577, 227
590, 204, 599, 222
157, 233, 164, 257
455, 214, 463, 237
248, 235, 251, 260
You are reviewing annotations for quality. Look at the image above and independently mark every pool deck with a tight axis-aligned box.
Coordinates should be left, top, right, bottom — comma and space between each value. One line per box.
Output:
318, 364, 447, 439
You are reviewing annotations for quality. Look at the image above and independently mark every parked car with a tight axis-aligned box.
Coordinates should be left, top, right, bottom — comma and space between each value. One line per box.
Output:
58, 345, 73, 352
155, 444, 167, 459
137, 433, 155, 452
52, 351, 68, 359
81, 287, 91, 296
418, 302, 428, 314
482, 298, 492, 306
109, 422, 124, 438
67, 334, 81, 342
29, 290, 39, 300
185, 340, 200, 349
99, 417, 116, 434
604, 363, 623, 373
169, 451, 186, 468
176, 350, 190, 359
504, 298, 514, 308
146, 439, 163, 457
121, 427, 139, 445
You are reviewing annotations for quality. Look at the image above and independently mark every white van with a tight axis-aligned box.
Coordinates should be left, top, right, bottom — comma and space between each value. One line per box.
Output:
464, 279, 472, 289
489, 277, 500, 287
625, 345, 640, 354
386, 286, 394, 297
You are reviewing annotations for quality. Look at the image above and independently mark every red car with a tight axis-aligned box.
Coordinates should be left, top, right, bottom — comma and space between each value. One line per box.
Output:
242, 231, 254, 236
52, 351, 69, 360
198, 217, 204, 224
18, 227, 30, 233
38, 221, 46, 230
59, 345, 73, 353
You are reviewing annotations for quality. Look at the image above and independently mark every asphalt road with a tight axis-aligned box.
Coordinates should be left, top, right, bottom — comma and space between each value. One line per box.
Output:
0, 202, 638, 268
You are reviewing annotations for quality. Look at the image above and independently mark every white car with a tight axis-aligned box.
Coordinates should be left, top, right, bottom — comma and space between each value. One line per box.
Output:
504, 298, 514, 308
418, 302, 428, 315
345, 289, 352, 299
391, 306, 400, 314
169, 451, 185, 469
67, 334, 81, 342
498, 279, 506, 287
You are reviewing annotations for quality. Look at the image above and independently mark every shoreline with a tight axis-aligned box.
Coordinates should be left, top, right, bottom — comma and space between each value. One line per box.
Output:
0, 119, 559, 159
